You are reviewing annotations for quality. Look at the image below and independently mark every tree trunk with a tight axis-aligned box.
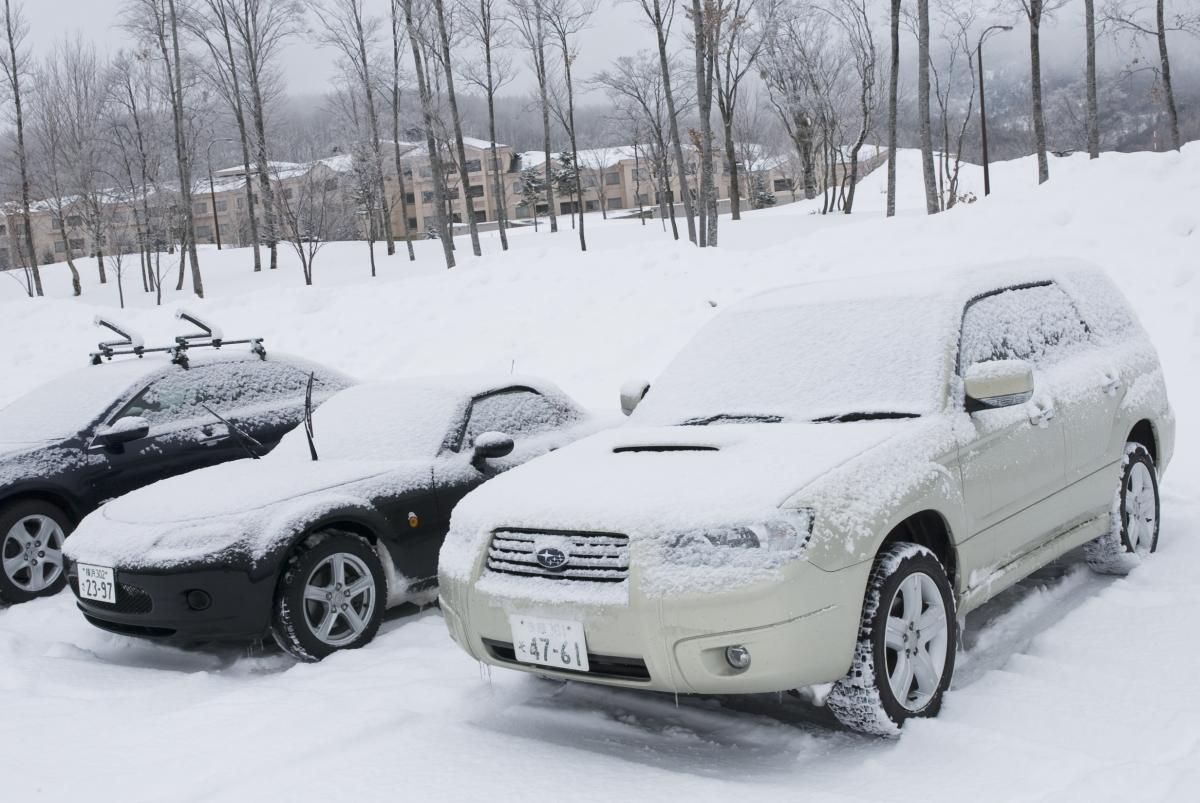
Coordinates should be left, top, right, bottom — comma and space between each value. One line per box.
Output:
434, 0, 482, 257
652, 0, 696, 244
1084, 0, 1099, 159
213, 2, 262, 269
560, 44, 585, 251
390, 1, 416, 261
402, 0, 455, 269
723, 114, 740, 220
1156, 0, 1181, 151
4, 0, 41, 296
57, 219, 82, 295
534, 9, 558, 234
352, 5, 396, 257
481, 1, 509, 251
1029, 7, 1049, 183
886, 0, 899, 218
917, 0, 938, 213
167, 0, 202, 296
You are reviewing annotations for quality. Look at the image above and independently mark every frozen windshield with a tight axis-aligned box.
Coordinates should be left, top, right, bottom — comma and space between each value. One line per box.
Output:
0, 366, 146, 443
630, 296, 953, 426
267, 382, 462, 463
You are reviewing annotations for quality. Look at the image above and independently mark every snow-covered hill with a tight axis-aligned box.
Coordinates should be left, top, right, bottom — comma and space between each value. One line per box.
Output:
1, 146, 1198, 801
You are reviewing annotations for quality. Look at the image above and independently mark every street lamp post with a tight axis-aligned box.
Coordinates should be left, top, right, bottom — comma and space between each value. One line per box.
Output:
977, 24, 1013, 197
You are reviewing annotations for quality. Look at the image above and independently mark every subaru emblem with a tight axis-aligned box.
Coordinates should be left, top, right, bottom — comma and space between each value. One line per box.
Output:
535, 547, 568, 571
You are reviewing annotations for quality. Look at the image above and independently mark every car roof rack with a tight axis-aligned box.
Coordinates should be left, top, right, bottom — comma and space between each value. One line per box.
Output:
89, 311, 266, 369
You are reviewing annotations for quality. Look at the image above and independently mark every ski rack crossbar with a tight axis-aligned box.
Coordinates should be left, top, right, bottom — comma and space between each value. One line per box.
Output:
89, 311, 266, 368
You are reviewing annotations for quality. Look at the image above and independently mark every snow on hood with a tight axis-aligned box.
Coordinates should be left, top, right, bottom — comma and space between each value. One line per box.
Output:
64, 458, 426, 569
440, 420, 915, 584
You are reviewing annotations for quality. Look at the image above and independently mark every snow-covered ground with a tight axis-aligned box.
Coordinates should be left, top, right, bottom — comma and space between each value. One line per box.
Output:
1, 146, 1198, 801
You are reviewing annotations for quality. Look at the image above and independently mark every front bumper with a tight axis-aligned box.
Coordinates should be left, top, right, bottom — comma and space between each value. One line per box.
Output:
66, 560, 277, 642
441, 556, 870, 695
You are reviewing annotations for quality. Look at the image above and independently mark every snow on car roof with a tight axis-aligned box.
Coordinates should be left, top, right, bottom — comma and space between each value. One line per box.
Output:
0, 350, 339, 443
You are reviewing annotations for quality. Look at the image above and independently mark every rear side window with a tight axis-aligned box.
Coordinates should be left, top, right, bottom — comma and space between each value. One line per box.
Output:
457, 389, 578, 450
959, 283, 1090, 371
113, 362, 320, 426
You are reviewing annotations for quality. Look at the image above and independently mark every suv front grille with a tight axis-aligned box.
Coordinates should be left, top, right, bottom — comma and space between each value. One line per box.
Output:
486, 529, 629, 582
69, 576, 154, 615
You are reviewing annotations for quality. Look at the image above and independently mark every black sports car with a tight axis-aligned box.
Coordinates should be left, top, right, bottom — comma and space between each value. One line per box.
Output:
63, 375, 598, 660
0, 348, 350, 604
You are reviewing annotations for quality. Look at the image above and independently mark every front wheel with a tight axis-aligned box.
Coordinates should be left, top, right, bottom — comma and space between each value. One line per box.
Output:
827, 543, 957, 737
1086, 442, 1160, 576
271, 531, 386, 661
0, 500, 72, 604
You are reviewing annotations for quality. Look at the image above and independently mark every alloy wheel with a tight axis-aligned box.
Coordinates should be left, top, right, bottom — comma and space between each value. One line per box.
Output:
301, 552, 377, 647
883, 571, 949, 711
2, 514, 65, 593
1123, 461, 1157, 553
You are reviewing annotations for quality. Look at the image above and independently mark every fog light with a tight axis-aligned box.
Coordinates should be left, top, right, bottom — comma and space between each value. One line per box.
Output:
185, 589, 212, 611
725, 645, 751, 670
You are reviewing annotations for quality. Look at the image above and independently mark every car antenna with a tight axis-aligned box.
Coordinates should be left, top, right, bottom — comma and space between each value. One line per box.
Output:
303, 372, 319, 461
90, 317, 146, 365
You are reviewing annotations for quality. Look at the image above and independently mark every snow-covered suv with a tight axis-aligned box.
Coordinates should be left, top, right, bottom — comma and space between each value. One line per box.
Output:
438, 262, 1174, 736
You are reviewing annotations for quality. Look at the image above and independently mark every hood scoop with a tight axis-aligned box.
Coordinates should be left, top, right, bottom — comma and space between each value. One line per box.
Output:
612, 444, 719, 454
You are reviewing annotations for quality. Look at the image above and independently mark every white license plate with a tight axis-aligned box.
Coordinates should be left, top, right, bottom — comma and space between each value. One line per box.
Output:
509, 615, 590, 673
77, 564, 116, 604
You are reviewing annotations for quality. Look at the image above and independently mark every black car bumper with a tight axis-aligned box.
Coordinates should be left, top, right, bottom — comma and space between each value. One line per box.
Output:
66, 562, 277, 642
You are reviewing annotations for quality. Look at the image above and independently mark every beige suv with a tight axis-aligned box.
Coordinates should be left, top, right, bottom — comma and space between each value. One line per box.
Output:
438, 262, 1174, 736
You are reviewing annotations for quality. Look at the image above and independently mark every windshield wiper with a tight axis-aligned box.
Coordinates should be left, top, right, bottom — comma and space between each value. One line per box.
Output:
811, 411, 920, 423
680, 413, 784, 426
201, 404, 266, 460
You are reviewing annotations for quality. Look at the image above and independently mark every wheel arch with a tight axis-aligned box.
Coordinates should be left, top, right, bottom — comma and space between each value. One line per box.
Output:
0, 487, 83, 526
1128, 419, 1158, 464
877, 510, 959, 589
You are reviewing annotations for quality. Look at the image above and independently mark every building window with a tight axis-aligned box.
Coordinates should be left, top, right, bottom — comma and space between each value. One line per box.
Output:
324, 178, 338, 191
69, 238, 85, 250
421, 191, 435, 204
466, 185, 485, 198
54, 241, 66, 252
604, 172, 620, 185
404, 192, 416, 205
237, 197, 244, 209
584, 200, 598, 211
512, 181, 522, 194
216, 200, 228, 212
473, 209, 487, 223
635, 193, 650, 205
0, 224, 6, 235
607, 197, 624, 209
407, 218, 418, 231
195, 225, 212, 239
582, 176, 597, 188
419, 166, 433, 179
773, 178, 793, 192
67, 215, 83, 227
464, 159, 481, 173
193, 202, 207, 215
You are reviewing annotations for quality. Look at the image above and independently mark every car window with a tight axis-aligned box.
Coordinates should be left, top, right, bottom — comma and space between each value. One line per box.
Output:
113, 362, 316, 427
959, 283, 1090, 372
458, 389, 577, 451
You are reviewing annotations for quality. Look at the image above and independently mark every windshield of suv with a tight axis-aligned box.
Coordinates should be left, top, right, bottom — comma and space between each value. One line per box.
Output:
630, 295, 953, 426
267, 382, 460, 463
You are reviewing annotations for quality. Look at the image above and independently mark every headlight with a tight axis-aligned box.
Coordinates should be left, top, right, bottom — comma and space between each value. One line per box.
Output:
669, 509, 815, 553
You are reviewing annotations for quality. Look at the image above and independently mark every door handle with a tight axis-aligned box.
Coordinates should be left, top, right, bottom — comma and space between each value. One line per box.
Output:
1029, 403, 1056, 428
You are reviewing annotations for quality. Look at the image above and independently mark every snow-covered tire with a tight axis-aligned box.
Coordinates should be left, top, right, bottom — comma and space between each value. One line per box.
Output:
0, 499, 72, 605
1085, 443, 1159, 576
827, 543, 957, 737
270, 530, 386, 662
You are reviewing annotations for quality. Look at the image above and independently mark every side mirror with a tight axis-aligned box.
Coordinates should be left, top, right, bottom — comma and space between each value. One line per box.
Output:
620, 379, 651, 417
964, 360, 1034, 412
472, 431, 514, 466
95, 416, 151, 447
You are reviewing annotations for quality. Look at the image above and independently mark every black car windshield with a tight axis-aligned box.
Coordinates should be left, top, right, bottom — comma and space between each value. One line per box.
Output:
630, 294, 952, 427
267, 382, 460, 463
0, 365, 149, 443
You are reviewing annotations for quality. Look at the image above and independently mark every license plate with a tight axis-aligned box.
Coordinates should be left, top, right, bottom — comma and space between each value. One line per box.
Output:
77, 564, 116, 604
509, 615, 590, 673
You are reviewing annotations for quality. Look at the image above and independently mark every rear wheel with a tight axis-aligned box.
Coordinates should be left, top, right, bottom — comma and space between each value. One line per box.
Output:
827, 543, 957, 737
0, 500, 72, 604
271, 531, 386, 661
1086, 443, 1159, 576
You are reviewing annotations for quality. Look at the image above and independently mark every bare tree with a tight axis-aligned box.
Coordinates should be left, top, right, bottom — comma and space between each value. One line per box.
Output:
400, 0, 455, 268
274, 163, 352, 284
545, 0, 596, 251
1103, 0, 1198, 152
31, 47, 83, 295
123, 0, 204, 296
825, 0, 878, 214
688, 0, 718, 246
389, 0, 416, 261
886, 0, 899, 217
713, 0, 770, 221
761, 4, 822, 200
633, 0, 698, 243
927, 0, 977, 210
1085, 0, 1100, 158
462, 0, 515, 251
1011, 0, 1069, 183
431, 0, 482, 256
0, 0, 41, 296
312, 0, 397, 255
509, 0, 559, 234
917, 0, 938, 211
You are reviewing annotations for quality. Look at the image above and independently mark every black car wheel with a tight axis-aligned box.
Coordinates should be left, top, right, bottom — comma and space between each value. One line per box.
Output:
271, 530, 386, 661
826, 543, 957, 737
0, 500, 72, 604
